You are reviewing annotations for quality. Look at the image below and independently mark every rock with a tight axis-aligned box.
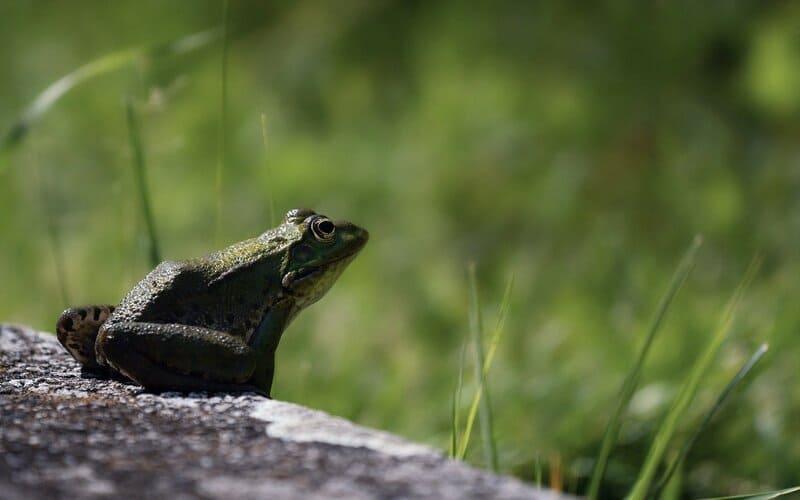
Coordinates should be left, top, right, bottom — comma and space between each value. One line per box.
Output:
0, 324, 569, 500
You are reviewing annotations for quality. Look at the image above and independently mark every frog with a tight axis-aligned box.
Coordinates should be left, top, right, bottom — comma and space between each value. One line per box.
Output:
55, 208, 368, 397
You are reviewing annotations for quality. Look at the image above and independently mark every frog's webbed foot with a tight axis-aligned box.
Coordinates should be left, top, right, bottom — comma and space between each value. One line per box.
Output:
97, 321, 265, 395
56, 305, 116, 369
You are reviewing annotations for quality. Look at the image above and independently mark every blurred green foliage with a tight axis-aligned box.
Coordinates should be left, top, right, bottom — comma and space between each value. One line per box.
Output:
1, 1, 799, 497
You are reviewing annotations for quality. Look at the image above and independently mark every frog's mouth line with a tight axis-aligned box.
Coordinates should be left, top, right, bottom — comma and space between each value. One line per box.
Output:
284, 265, 322, 285
281, 252, 355, 289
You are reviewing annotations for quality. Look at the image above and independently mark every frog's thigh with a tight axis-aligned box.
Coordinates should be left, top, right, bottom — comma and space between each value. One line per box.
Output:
97, 322, 257, 390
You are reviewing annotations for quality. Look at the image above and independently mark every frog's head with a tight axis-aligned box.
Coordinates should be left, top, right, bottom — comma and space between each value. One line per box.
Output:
280, 208, 368, 308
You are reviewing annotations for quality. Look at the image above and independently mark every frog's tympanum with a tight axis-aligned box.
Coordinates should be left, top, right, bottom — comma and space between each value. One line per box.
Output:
56, 209, 368, 397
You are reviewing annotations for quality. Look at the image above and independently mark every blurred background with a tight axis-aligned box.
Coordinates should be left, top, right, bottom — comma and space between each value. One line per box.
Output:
1, 1, 798, 497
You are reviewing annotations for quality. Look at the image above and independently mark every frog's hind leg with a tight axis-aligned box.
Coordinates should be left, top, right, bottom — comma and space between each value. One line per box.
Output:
56, 305, 116, 370
96, 321, 264, 396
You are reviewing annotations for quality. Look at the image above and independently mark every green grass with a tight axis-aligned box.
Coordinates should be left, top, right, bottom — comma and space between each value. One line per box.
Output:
452, 245, 785, 498
468, 263, 498, 471
31, 152, 70, 307
587, 236, 703, 499
261, 112, 276, 227
214, 0, 229, 244
627, 257, 761, 499
652, 343, 770, 497
0, 27, 220, 173
125, 97, 161, 267
448, 337, 467, 458
451, 267, 514, 469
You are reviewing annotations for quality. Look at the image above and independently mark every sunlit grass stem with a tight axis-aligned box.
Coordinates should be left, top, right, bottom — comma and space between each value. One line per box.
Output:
455, 270, 513, 465
449, 388, 458, 458
31, 152, 70, 306
467, 264, 498, 471
0, 28, 221, 173
449, 338, 467, 458
125, 97, 161, 267
214, 0, 230, 244
587, 235, 703, 500
260, 113, 276, 227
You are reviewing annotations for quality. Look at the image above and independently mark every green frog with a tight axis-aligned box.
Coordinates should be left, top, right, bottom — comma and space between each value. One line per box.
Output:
55, 208, 368, 397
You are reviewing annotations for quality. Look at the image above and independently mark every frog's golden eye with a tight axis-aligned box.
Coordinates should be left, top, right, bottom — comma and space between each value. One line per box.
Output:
310, 216, 335, 242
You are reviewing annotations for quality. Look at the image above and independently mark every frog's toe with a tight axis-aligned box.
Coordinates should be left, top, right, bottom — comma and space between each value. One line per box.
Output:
56, 305, 115, 369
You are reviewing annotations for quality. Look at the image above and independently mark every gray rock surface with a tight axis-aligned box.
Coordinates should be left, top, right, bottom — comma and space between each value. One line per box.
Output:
0, 324, 567, 499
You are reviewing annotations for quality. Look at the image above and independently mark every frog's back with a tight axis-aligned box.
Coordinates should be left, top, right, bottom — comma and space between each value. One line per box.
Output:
110, 260, 200, 323
108, 235, 287, 336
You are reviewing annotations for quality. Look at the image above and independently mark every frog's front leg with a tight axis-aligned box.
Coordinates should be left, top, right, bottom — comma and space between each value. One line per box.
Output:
96, 322, 264, 395
247, 298, 295, 397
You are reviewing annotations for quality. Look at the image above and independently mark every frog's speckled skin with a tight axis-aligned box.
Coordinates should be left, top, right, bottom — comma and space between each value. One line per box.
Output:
56, 209, 368, 397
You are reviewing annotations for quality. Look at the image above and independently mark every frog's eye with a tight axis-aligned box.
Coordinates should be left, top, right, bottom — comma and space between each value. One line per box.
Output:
310, 216, 336, 242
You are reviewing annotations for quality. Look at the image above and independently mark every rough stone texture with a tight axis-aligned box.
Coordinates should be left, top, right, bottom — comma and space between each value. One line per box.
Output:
0, 324, 568, 499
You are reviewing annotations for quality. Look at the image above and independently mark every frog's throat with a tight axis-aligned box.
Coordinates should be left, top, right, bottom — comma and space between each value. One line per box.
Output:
280, 255, 355, 309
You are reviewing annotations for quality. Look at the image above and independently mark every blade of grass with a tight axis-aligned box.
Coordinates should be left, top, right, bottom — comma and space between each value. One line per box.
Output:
457, 264, 482, 460
652, 343, 769, 497
456, 270, 514, 465
260, 113, 276, 227
0, 27, 221, 172
125, 97, 161, 267
485, 274, 514, 376
449, 338, 468, 458
699, 485, 800, 500
456, 267, 483, 460
660, 455, 683, 500
31, 151, 70, 306
214, 0, 230, 244
468, 263, 497, 471
587, 235, 703, 500
627, 256, 761, 500
449, 384, 458, 458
